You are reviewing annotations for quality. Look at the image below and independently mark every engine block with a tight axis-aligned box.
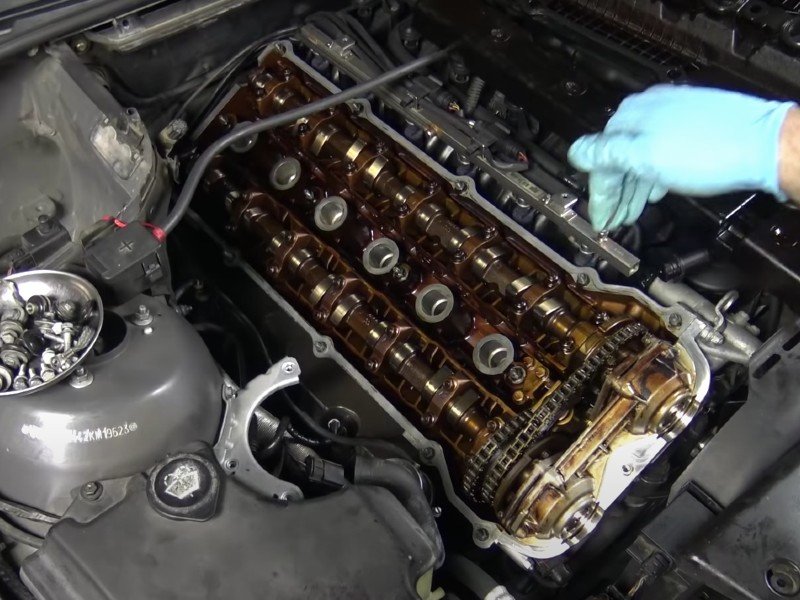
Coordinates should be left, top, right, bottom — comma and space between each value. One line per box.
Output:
198, 43, 707, 558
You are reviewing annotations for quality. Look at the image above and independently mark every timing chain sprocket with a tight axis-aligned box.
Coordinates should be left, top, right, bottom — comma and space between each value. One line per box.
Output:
463, 322, 648, 504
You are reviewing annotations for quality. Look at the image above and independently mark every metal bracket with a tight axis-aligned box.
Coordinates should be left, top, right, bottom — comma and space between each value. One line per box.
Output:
214, 357, 303, 501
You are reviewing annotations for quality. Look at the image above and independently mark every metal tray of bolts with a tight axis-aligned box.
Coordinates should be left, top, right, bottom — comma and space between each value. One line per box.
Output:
0, 270, 103, 396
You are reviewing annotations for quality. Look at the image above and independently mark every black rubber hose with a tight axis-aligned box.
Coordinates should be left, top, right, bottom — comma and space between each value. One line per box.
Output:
260, 415, 290, 458
287, 423, 330, 448
0, 0, 166, 62
353, 456, 444, 566
160, 46, 450, 234
387, 21, 416, 64
283, 399, 414, 461
171, 25, 298, 122
0, 515, 43, 549
445, 555, 514, 599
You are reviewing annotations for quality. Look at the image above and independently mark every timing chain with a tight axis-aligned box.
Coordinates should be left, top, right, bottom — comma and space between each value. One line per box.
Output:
462, 322, 648, 504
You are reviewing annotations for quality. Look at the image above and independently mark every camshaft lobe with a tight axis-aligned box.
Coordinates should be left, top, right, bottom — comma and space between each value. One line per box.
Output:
255, 72, 610, 367
217, 180, 495, 449
202, 51, 701, 555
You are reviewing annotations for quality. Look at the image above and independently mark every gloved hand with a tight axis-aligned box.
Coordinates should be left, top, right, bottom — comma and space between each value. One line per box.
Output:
567, 85, 796, 231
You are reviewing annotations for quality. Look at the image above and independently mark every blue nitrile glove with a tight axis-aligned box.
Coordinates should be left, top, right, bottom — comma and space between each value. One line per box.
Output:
567, 85, 796, 231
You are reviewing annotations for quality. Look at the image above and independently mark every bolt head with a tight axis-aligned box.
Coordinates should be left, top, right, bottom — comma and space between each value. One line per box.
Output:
668, 313, 683, 328
507, 365, 526, 385
281, 362, 296, 374
81, 481, 102, 501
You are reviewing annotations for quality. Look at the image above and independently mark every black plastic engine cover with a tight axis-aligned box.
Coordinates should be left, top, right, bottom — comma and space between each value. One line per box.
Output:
21, 474, 440, 600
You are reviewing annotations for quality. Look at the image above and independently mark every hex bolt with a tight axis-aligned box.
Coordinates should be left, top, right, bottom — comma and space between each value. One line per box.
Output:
133, 304, 153, 326
475, 527, 490, 542
81, 481, 103, 501
420, 447, 436, 461
11, 365, 28, 390
61, 322, 74, 349
71, 37, 90, 54
577, 273, 590, 286
69, 366, 94, 389
668, 313, 683, 328
506, 365, 526, 385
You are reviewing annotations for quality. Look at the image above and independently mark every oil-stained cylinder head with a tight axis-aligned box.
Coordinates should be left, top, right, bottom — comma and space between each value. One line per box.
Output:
198, 47, 703, 558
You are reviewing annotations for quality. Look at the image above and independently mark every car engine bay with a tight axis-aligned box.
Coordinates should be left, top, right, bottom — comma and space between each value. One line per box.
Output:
0, 0, 799, 598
